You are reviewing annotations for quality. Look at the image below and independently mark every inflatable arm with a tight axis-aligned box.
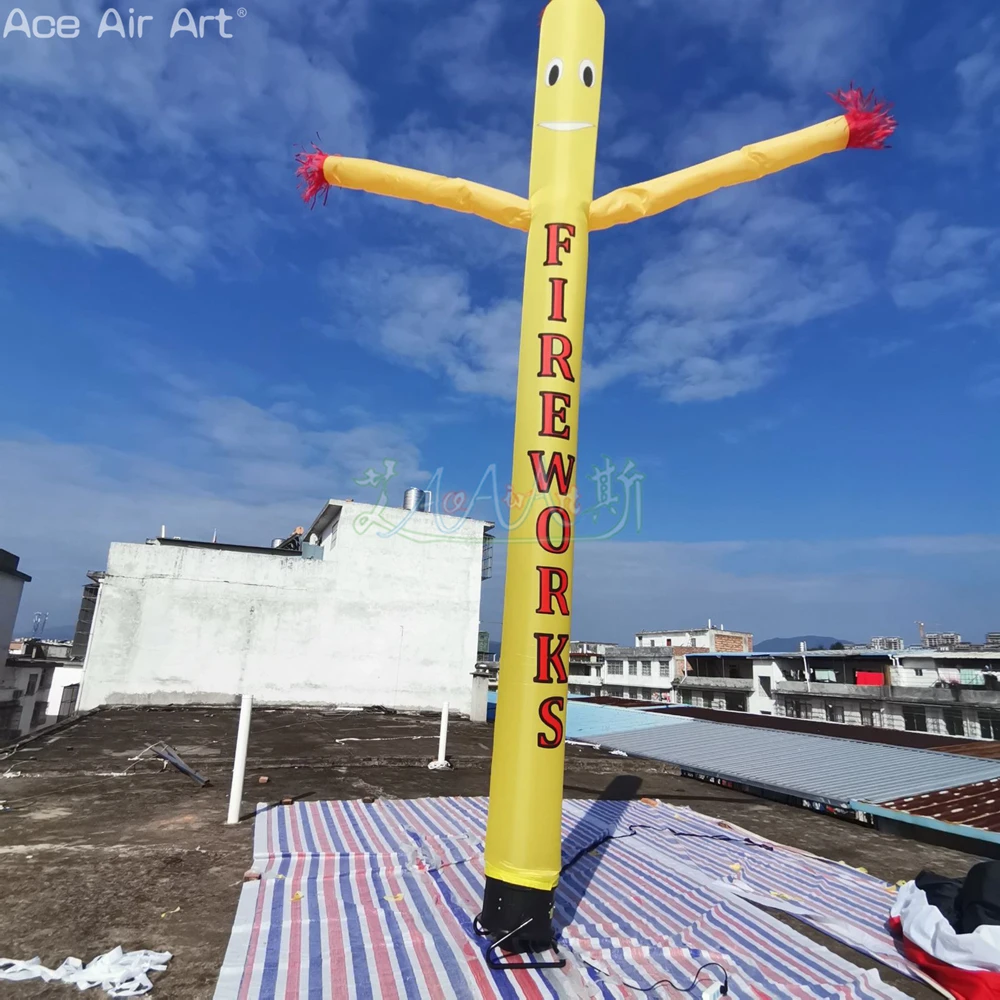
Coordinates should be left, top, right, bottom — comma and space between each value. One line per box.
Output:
589, 88, 895, 232
295, 152, 531, 231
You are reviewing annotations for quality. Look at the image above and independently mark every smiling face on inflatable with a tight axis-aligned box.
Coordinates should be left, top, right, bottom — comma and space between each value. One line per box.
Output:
529, 0, 606, 201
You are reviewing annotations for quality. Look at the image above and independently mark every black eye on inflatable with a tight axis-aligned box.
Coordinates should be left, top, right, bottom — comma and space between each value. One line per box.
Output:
579, 60, 595, 87
546, 58, 563, 86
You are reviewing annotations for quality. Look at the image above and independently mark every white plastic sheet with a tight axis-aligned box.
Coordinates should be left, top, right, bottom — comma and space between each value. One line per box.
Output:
0, 947, 172, 995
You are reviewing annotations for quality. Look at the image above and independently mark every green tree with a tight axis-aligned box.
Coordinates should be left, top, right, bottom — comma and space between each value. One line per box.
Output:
830, 641, 845, 650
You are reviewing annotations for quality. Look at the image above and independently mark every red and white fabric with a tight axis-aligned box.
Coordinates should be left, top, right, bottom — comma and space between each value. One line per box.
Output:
891, 880, 1000, 999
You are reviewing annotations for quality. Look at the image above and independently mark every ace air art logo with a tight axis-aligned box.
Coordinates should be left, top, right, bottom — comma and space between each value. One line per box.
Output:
2, 6, 247, 39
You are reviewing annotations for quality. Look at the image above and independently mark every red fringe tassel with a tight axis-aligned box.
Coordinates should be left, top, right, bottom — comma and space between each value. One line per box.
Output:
830, 85, 896, 149
295, 146, 332, 206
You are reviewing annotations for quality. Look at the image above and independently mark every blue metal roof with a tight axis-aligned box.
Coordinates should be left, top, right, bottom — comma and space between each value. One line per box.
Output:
592, 718, 1000, 807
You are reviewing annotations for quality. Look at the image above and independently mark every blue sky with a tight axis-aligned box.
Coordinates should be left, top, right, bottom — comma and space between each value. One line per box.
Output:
2, 0, 999, 645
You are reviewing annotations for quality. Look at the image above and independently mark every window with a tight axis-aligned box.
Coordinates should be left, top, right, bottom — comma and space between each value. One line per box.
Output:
642, 663, 651, 677
30, 700, 47, 728
979, 713, 1000, 740
58, 685, 80, 720
913, 669, 924, 677
943, 707, 965, 738
25, 674, 37, 696
608, 662, 623, 676
628, 662, 637, 676
665, 638, 672, 646
826, 703, 844, 723
682, 691, 692, 705
787, 699, 808, 719
606, 686, 624, 698
724, 693, 747, 712
861, 706, 874, 727
903, 707, 928, 732
658, 663, 670, 677
759, 676, 772, 697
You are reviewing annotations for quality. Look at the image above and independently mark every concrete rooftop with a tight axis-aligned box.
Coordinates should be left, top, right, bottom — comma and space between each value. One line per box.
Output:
0, 706, 987, 998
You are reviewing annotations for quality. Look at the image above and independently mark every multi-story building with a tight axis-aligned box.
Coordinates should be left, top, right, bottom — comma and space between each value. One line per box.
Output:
986, 633, 1000, 649
568, 641, 614, 696
681, 647, 1000, 740
869, 637, 904, 651
2, 639, 83, 741
602, 646, 678, 701
925, 632, 962, 649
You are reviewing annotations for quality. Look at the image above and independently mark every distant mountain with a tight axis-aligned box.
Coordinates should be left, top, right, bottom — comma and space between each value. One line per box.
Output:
754, 635, 854, 652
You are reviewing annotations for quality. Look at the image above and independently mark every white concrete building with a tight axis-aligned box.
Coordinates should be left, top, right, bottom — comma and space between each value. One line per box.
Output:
602, 646, 679, 702
78, 496, 494, 716
2, 640, 85, 740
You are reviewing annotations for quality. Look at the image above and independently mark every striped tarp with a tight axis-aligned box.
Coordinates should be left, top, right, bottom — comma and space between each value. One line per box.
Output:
214, 797, 914, 1000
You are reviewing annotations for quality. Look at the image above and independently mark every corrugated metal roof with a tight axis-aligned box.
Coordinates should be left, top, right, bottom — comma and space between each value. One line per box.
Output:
594, 719, 1000, 807
564, 700, 693, 739
879, 779, 1000, 832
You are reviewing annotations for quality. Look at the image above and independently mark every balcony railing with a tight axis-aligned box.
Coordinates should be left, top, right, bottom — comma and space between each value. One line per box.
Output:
774, 681, 1000, 707
677, 676, 754, 692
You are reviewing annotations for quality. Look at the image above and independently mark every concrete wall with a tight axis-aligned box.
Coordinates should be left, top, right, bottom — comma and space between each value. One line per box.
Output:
0, 573, 25, 657
79, 503, 488, 715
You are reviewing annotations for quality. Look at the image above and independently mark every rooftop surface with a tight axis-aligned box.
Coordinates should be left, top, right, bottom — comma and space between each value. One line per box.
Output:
0, 707, 986, 998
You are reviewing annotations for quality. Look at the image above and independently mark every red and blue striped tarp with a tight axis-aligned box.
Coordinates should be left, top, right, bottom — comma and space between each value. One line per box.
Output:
214, 797, 916, 999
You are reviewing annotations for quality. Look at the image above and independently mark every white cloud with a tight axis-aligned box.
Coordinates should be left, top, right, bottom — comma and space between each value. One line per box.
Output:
630, 0, 899, 90
1, 358, 428, 631
0, 0, 370, 275
889, 211, 1000, 313
587, 184, 876, 402
322, 251, 522, 398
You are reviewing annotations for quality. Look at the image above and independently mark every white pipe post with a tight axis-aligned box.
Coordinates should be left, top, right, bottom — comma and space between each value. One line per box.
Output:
428, 701, 451, 770
227, 693, 253, 824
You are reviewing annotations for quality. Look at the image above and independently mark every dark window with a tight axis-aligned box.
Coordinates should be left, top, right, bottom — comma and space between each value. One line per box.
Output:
903, 707, 927, 732
861, 706, 873, 727
979, 713, 1000, 740
788, 699, 809, 719
724, 693, 747, 712
826, 703, 844, 723
759, 676, 772, 697
681, 691, 692, 705
58, 685, 80, 720
25, 674, 38, 696
30, 700, 47, 728
943, 707, 965, 737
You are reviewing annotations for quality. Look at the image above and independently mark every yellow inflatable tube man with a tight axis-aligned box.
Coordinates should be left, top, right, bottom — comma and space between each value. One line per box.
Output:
297, 0, 894, 956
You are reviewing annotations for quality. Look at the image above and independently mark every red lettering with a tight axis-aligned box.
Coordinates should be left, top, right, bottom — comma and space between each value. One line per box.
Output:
533, 632, 569, 683
527, 450, 575, 495
537, 333, 575, 381
535, 505, 571, 554
544, 222, 574, 266
539, 391, 571, 439
547, 277, 567, 322
536, 566, 569, 615
537, 697, 565, 749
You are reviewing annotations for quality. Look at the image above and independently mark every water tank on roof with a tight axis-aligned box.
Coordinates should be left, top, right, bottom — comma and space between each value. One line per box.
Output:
402, 488, 430, 512
271, 538, 284, 548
